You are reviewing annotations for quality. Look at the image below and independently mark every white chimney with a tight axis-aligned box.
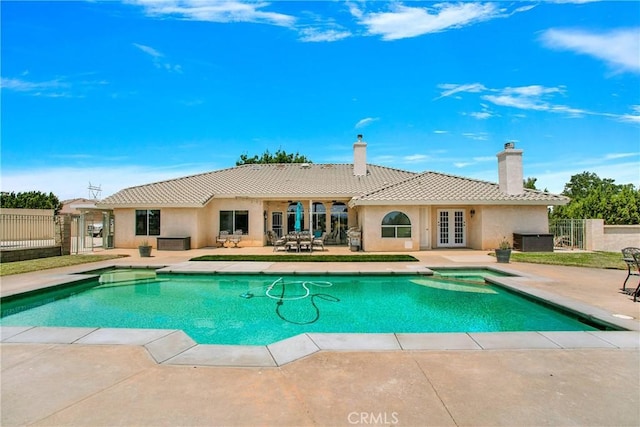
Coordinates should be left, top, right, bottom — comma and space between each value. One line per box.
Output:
497, 142, 524, 195
353, 134, 367, 176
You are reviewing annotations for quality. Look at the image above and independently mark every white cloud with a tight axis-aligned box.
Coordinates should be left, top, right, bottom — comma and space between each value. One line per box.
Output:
353, 2, 503, 41
129, 0, 296, 27
540, 27, 640, 74
133, 43, 162, 58
298, 27, 351, 43
133, 43, 182, 73
436, 83, 487, 99
462, 132, 489, 141
604, 152, 639, 160
617, 105, 640, 123
470, 111, 492, 120
355, 117, 379, 128
1, 77, 65, 93
502, 85, 564, 97
433, 130, 448, 134
0, 76, 107, 98
403, 154, 429, 163
438, 81, 640, 124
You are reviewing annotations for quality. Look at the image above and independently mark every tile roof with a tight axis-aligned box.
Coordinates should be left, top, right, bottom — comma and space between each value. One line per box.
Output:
99, 163, 417, 207
350, 171, 569, 205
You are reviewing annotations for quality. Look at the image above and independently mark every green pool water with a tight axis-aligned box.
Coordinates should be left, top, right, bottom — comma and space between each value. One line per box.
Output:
0, 271, 599, 345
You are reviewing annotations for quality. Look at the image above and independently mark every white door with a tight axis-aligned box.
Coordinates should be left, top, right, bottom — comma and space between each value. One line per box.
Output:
437, 209, 466, 247
420, 207, 431, 249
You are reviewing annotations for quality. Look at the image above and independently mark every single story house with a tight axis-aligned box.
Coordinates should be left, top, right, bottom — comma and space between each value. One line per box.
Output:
98, 138, 568, 251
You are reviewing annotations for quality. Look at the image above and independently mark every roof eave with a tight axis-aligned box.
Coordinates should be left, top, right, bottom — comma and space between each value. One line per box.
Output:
96, 202, 206, 209
350, 199, 569, 206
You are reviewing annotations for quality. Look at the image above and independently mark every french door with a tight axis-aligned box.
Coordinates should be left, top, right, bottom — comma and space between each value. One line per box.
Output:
437, 209, 466, 247
271, 212, 283, 237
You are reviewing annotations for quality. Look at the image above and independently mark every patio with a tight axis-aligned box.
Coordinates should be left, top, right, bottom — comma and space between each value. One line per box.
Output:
1, 248, 639, 426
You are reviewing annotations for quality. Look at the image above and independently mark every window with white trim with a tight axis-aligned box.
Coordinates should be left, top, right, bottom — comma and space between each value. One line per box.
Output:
381, 211, 411, 238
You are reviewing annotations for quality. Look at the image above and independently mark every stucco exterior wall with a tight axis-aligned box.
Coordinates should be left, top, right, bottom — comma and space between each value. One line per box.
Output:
359, 205, 421, 252
477, 205, 549, 250
113, 208, 203, 248
208, 198, 265, 247
358, 204, 549, 251
585, 219, 640, 252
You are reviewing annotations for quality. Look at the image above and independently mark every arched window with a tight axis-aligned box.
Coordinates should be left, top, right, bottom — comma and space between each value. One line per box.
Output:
381, 211, 411, 238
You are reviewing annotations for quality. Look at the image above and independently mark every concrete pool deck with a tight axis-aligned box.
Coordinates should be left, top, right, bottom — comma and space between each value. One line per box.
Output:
1, 248, 639, 426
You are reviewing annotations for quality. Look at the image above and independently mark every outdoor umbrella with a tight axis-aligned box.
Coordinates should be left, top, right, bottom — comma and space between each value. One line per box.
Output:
295, 202, 302, 232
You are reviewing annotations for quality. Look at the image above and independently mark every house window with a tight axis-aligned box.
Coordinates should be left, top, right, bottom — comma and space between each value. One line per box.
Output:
135, 210, 160, 236
312, 202, 326, 234
287, 202, 304, 232
220, 210, 248, 234
381, 211, 411, 238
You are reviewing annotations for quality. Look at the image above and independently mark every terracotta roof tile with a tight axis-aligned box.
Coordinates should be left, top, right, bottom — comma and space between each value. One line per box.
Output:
352, 171, 569, 205
99, 164, 416, 207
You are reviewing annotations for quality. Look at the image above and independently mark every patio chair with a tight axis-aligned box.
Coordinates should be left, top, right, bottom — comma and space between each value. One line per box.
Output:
325, 228, 339, 245
228, 230, 243, 248
272, 232, 287, 252
216, 231, 229, 247
285, 233, 299, 252
624, 249, 640, 302
298, 232, 312, 252
621, 247, 640, 293
312, 232, 326, 252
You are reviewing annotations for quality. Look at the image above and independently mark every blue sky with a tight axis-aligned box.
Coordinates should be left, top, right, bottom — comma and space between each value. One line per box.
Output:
2, 0, 639, 201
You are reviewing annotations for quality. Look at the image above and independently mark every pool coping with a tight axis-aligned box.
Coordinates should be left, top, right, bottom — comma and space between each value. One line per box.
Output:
1, 262, 639, 367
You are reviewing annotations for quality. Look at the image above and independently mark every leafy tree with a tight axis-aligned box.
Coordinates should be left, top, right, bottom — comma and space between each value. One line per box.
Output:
550, 172, 640, 224
0, 191, 62, 213
236, 149, 311, 165
524, 177, 538, 190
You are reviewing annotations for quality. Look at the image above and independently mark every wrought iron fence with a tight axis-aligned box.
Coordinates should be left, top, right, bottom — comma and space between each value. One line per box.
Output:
549, 219, 586, 250
0, 213, 57, 249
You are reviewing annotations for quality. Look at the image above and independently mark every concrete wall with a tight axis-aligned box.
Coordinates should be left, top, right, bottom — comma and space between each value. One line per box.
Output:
585, 219, 640, 252
0, 246, 62, 263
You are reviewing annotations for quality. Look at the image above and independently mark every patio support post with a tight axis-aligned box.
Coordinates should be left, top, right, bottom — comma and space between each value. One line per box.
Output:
309, 199, 313, 237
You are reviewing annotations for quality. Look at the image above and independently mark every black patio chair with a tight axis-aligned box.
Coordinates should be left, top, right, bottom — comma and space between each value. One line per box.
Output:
630, 251, 640, 302
621, 247, 640, 294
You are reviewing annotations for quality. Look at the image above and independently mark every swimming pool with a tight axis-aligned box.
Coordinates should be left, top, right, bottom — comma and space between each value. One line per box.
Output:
0, 270, 604, 345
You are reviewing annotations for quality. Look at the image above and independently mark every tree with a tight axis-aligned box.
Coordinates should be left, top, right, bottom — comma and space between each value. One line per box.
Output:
236, 149, 312, 165
524, 177, 538, 190
550, 172, 640, 224
0, 191, 62, 213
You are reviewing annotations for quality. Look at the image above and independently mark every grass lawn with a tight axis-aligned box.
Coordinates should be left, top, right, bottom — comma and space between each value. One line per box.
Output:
190, 254, 419, 262
0, 254, 127, 276
511, 251, 626, 270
